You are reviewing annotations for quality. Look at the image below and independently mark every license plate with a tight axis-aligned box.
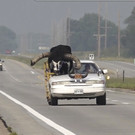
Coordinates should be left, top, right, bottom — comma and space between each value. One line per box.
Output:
74, 89, 83, 94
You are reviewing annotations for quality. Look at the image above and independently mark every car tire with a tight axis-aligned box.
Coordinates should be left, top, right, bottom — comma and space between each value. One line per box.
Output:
48, 95, 58, 106
96, 93, 106, 105
0, 66, 2, 71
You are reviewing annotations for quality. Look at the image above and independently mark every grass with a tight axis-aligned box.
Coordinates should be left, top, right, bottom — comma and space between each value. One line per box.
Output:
8, 127, 18, 135
100, 57, 134, 63
106, 77, 135, 90
0, 116, 18, 135
10, 132, 18, 135
8, 126, 18, 135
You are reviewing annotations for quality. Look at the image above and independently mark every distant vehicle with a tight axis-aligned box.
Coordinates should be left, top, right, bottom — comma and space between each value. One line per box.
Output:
5, 50, 12, 54
45, 60, 108, 106
0, 59, 4, 71
12, 50, 16, 54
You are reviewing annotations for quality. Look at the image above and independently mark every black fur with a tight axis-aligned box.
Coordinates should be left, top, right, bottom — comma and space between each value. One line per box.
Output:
48, 45, 73, 74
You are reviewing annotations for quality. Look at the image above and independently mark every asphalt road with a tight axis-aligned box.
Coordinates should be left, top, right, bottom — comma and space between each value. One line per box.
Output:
0, 59, 135, 135
96, 60, 135, 78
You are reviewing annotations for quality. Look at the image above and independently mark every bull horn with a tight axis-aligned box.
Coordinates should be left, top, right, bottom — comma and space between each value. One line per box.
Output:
64, 54, 81, 69
82, 72, 88, 78
31, 52, 50, 66
68, 73, 75, 79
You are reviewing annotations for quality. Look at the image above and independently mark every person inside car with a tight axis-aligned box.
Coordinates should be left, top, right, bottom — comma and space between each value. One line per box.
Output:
83, 64, 91, 73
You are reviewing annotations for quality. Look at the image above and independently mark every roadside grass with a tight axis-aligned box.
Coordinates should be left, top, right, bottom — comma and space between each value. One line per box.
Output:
8, 127, 18, 135
106, 78, 135, 90
0, 116, 18, 135
100, 57, 134, 63
10, 132, 18, 135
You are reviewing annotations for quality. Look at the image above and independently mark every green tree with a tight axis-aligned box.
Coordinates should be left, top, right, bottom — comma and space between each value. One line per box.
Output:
121, 7, 135, 57
0, 26, 17, 53
70, 13, 118, 55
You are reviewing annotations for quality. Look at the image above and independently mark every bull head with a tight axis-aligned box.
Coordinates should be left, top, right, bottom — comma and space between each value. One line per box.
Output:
51, 60, 63, 72
31, 45, 81, 74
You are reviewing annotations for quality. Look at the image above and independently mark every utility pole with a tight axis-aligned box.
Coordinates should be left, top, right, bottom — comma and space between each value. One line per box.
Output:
97, 3, 101, 58
101, 3, 111, 49
66, 17, 70, 46
104, 3, 108, 49
52, 22, 57, 46
94, 3, 105, 58
118, 11, 121, 57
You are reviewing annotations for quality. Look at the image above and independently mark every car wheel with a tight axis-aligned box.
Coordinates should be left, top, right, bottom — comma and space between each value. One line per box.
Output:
96, 93, 106, 105
0, 66, 2, 71
47, 85, 58, 106
48, 95, 58, 106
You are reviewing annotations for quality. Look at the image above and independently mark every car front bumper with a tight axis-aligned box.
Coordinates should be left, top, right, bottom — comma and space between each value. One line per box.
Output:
51, 85, 106, 99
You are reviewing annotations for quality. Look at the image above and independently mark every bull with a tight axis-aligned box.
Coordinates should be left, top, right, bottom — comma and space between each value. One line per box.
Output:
31, 45, 81, 75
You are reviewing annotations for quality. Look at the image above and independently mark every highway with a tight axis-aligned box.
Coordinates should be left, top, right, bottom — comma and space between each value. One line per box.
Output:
0, 59, 135, 135
96, 60, 135, 78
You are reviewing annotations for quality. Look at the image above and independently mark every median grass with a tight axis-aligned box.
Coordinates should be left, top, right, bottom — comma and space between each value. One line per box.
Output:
106, 77, 135, 90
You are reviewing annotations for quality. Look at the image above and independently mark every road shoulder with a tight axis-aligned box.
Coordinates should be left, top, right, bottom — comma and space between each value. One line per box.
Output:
0, 117, 9, 135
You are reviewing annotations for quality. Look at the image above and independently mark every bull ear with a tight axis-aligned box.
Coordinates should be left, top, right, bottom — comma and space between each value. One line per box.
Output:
64, 54, 81, 70
31, 52, 50, 66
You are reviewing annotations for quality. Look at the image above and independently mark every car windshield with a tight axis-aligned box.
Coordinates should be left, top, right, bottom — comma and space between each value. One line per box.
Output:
74, 63, 99, 74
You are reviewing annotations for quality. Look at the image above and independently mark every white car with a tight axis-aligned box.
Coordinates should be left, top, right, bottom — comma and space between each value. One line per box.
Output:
47, 60, 107, 105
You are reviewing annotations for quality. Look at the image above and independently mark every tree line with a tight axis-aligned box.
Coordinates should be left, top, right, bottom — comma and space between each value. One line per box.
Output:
0, 6, 135, 57
70, 7, 135, 57
0, 26, 17, 54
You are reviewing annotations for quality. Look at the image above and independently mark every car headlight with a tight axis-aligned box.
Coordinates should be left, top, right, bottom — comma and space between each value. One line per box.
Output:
86, 80, 105, 84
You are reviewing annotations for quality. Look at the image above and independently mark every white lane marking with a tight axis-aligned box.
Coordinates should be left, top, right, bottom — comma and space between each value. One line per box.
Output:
3, 64, 22, 83
122, 102, 130, 105
107, 98, 130, 105
31, 71, 35, 74
0, 90, 76, 135
112, 100, 118, 102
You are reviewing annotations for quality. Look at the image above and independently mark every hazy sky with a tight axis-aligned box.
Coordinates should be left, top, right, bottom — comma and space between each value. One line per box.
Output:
0, 0, 135, 35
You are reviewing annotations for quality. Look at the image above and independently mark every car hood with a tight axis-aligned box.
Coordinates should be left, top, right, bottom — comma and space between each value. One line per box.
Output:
49, 73, 105, 82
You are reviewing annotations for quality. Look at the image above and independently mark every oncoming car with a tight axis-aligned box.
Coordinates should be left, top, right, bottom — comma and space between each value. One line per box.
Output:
0, 59, 4, 71
47, 60, 108, 106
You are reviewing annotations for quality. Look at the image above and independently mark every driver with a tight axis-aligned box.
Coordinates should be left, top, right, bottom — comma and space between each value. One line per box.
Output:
84, 64, 90, 73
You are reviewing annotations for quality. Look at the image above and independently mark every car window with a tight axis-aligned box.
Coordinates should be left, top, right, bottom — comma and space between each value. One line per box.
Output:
75, 63, 99, 74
